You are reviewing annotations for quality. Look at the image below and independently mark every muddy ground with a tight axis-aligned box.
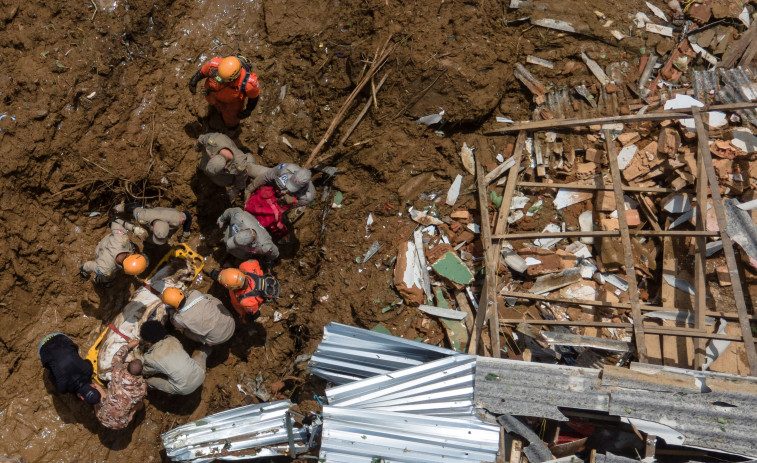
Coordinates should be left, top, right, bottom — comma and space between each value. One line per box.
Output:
0, 0, 716, 461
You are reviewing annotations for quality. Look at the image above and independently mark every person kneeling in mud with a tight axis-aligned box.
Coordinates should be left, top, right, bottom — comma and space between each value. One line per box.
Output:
38, 333, 101, 406
94, 338, 147, 430
140, 321, 207, 396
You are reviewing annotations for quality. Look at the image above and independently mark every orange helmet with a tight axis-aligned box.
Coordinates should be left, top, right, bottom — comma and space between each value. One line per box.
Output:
123, 254, 148, 275
218, 268, 245, 289
162, 287, 185, 309
217, 57, 242, 82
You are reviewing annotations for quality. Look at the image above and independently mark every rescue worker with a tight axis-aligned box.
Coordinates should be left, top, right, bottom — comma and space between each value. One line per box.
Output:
217, 207, 279, 261
211, 261, 279, 324
194, 132, 266, 195
38, 333, 101, 405
246, 163, 316, 208
188, 55, 260, 128
80, 218, 149, 287
94, 338, 147, 430
123, 203, 192, 245
161, 287, 235, 347
140, 321, 207, 396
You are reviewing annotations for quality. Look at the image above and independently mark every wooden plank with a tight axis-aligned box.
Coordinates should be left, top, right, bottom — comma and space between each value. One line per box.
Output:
604, 129, 647, 362
694, 118, 708, 369
501, 319, 633, 328
486, 131, 527, 357
499, 319, 743, 341
509, 438, 523, 463
493, 230, 719, 239
517, 181, 682, 193
693, 107, 757, 376
721, 21, 757, 68
486, 102, 757, 134
500, 290, 757, 320
643, 327, 744, 342
471, 155, 500, 357
455, 291, 475, 340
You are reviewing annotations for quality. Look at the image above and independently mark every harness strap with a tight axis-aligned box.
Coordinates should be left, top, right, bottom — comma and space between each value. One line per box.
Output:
178, 294, 208, 314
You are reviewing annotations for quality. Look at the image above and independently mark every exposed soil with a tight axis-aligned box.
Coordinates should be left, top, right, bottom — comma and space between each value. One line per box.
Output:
0, 0, 737, 461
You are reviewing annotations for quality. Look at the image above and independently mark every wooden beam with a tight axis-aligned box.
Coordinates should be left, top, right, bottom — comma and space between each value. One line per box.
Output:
643, 327, 744, 342
500, 290, 757, 320
492, 230, 719, 240
604, 129, 647, 362
517, 181, 682, 194
486, 102, 757, 134
694, 115, 708, 369
471, 156, 500, 357
501, 319, 632, 328
499, 319, 744, 341
693, 107, 757, 376
721, 21, 757, 68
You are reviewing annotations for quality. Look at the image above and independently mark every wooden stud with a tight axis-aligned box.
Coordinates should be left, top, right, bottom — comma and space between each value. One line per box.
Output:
693, 107, 757, 376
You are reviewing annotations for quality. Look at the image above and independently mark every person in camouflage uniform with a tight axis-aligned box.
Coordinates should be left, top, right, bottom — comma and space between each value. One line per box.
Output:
94, 339, 147, 430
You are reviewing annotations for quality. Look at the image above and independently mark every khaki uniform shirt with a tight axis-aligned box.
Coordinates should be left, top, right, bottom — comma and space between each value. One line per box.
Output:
133, 207, 186, 245
197, 133, 254, 190
95, 345, 147, 430
142, 336, 205, 395
171, 290, 235, 346
219, 207, 279, 260
248, 163, 316, 205
82, 220, 135, 280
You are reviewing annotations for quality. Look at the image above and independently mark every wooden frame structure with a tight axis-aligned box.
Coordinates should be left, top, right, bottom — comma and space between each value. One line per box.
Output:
471, 103, 757, 376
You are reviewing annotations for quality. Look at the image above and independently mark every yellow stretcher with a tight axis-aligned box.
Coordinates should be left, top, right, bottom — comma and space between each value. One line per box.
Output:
85, 243, 204, 384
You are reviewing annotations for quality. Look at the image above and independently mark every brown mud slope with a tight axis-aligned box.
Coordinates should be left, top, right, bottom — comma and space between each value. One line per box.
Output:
0, 0, 648, 460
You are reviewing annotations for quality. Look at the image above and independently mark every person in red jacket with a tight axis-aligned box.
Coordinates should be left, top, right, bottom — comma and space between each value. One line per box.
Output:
188, 55, 260, 128
211, 260, 279, 323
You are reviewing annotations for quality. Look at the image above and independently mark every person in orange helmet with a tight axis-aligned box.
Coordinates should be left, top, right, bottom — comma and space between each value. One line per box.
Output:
80, 218, 149, 287
210, 260, 279, 324
188, 55, 260, 128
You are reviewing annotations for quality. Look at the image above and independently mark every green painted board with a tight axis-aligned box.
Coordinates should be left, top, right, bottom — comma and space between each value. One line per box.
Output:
431, 252, 474, 285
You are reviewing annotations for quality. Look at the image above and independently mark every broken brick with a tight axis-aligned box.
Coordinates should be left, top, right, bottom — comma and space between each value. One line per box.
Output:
595, 190, 616, 212
626, 209, 641, 227
450, 210, 472, 221
585, 148, 604, 164
617, 132, 640, 146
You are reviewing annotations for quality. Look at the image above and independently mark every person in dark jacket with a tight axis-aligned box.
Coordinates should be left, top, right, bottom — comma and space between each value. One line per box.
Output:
38, 333, 101, 405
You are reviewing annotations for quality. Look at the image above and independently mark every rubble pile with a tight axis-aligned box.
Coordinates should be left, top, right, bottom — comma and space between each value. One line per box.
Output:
386, 0, 757, 379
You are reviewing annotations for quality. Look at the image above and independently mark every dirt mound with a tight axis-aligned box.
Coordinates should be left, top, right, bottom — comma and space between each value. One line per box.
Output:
0, 0, 656, 460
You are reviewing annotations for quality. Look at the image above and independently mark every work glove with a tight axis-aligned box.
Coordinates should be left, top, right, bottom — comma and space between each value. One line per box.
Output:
133, 227, 148, 239
188, 71, 203, 95
243, 312, 259, 324
216, 215, 226, 229
178, 231, 191, 243
277, 194, 295, 206
113, 201, 125, 213
79, 265, 91, 281
193, 141, 203, 152
237, 109, 252, 120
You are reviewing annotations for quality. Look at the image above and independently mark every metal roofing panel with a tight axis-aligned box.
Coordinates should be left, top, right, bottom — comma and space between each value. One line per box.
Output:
474, 356, 608, 421
307, 323, 460, 384
161, 400, 308, 462
326, 355, 476, 418
602, 363, 757, 458
319, 406, 500, 463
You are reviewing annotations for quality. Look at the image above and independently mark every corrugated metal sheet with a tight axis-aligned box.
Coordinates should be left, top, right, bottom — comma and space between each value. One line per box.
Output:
602, 363, 757, 458
308, 322, 459, 384
691, 67, 757, 126
474, 356, 608, 421
326, 355, 477, 418
474, 357, 757, 458
319, 406, 501, 463
161, 400, 309, 462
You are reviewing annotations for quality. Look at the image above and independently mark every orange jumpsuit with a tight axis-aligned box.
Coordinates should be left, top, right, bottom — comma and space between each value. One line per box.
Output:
199, 57, 260, 127
229, 260, 265, 321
